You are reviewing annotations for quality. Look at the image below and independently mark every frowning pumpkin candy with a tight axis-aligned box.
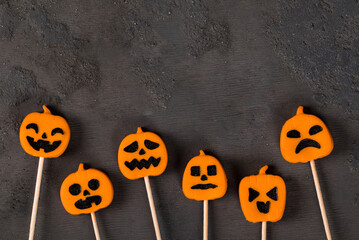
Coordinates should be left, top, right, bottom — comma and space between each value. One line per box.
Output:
60, 164, 114, 215
182, 150, 227, 201
118, 127, 168, 180
19, 105, 71, 158
239, 166, 286, 223
280, 106, 334, 163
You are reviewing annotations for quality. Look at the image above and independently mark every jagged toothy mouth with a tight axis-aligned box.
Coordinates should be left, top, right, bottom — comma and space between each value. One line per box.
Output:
125, 157, 161, 170
26, 136, 61, 153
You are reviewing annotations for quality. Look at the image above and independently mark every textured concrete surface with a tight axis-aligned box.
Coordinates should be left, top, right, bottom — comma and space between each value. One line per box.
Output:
0, 0, 358, 239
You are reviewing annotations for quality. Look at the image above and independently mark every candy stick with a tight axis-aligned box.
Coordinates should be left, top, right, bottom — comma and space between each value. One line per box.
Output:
280, 106, 334, 239
118, 127, 168, 240
91, 212, 101, 240
261, 221, 267, 240
310, 160, 332, 240
182, 150, 227, 240
19, 106, 71, 240
28, 156, 44, 240
144, 176, 162, 240
60, 164, 114, 240
203, 200, 208, 240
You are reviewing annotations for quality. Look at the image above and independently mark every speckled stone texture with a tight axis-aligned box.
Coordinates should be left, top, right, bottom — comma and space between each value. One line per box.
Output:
0, 0, 358, 239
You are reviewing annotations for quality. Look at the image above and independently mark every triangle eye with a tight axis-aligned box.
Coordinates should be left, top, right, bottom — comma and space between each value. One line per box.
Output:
249, 188, 259, 202
266, 187, 278, 201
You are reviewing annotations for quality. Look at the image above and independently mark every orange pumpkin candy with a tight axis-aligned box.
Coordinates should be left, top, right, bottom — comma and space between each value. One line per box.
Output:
118, 127, 168, 180
60, 164, 114, 215
280, 106, 334, 163
19, 105, 71, 158
182, 150, 227, 201
239, 166, 286, 223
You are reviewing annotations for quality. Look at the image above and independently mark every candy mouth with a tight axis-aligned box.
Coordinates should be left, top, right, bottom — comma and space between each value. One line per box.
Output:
125, 157, 161, 170
295, 138, 321, 154
75, 196, 102, 209
191, 184, 218, 190
26, 136, 61, 153
257, 201, 270, 213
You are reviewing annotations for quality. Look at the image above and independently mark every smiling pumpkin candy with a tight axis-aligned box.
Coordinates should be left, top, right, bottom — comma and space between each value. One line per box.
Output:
19, 105, 71, 158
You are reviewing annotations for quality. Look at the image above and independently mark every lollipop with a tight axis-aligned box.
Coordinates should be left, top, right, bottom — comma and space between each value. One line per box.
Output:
60, 164, 114, 240
280, 106, 334, 240
239, 166, 286, 240
118, 127, 167, 240
19, 105, 71, 240
182, 150, 227, 240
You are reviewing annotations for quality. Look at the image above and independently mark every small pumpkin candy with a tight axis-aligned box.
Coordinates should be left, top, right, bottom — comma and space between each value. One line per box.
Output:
19, 105, 71, 158
182, 150, 227, 201
60, 163, 114, 215
280, 106, 334, 163
118, 127, 168, 180
239, 166, 286, 223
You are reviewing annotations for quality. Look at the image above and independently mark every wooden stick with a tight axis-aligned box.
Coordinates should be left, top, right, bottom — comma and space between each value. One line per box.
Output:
203, 200, 208, 240
261, 221, 267, 240
91, 212, 101, 240
28, 156, 45, 240
310, 160, 332, 240
144, 176, 162, 240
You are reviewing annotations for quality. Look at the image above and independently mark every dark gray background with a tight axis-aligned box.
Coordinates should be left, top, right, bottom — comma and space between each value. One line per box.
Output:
0, 0, 358, 239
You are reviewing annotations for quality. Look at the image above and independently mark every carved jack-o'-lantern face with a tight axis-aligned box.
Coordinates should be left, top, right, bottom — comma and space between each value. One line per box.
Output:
118, 127, 168, 180
182, 150, 227, 201
239, 166, 286, 223
60, 164, 114, 215
19, 105, 71, 158
280, 106, 334, 163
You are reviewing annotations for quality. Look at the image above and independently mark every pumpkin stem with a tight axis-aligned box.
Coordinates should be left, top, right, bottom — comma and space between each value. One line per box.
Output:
42, 105, 51, 114
137, 127, 143, 133
199, 150, 206, 156
296, 106, 304, 115
259, 165, 268, 175
78, 163, 85, 171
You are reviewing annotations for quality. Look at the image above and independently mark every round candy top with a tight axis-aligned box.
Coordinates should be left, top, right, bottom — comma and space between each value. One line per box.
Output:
19, 105, 71, 158
280, 106, 334, 163
60, 164, 114, 215
182, 150, 227, 201
118, 127, 168, 180
239, 166, 286, 223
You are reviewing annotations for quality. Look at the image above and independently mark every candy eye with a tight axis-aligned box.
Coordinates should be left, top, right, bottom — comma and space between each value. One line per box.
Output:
26, 123, 39, 133
249, 188, 259, 202
287, 130, 300, 138
266, 187, 278, 201
88, 179, 100, 190
51, 128, 64, 136
144, 140, 159, 150
124, 141, 138, 153
69, 184, 81, 196
207, 165, 217, 176
191, 166, 200, 176
309, 125, 323, 135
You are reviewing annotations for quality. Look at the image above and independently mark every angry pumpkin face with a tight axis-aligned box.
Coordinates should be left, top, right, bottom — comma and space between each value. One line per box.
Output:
239, 166, 286, 223
182, 150, 227, 201
118, 127, 168, 180
19, 105, 71, 158
280, 106, 334, 163
60, 164, 114, 215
